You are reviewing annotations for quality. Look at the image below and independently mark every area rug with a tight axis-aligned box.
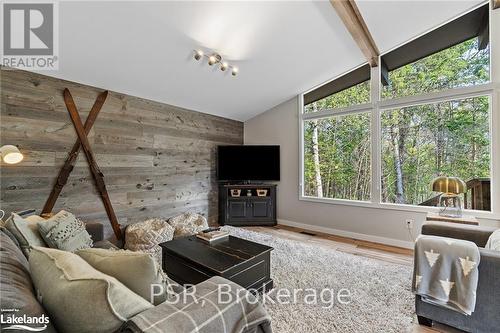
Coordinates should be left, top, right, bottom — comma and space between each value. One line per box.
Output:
222, 226, 414, 333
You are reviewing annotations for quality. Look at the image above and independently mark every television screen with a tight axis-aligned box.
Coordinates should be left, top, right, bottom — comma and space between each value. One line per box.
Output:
217, 145, 280, 182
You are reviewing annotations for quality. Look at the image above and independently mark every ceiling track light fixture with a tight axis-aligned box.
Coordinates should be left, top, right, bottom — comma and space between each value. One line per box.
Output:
193, 49, 239, 76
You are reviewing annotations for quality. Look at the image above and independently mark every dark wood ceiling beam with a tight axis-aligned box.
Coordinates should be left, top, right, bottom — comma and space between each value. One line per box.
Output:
330, 0, 379, 67
493, 0, 500, 10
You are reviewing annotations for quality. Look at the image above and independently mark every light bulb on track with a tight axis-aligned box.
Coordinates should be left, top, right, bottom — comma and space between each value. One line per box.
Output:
208, 55, 217, 65
194, 50, 203, 61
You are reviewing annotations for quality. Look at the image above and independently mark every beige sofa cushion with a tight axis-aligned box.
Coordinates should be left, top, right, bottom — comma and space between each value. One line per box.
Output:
38, 210, 92, 252
4, 213, 47, 256
77, 248, 168, 305
486, 229, 500, 251
168, 212, 209, 238
29, 247, 152, 333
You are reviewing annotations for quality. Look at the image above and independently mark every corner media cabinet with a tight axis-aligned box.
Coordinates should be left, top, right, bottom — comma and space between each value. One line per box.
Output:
218, 184, 277, 226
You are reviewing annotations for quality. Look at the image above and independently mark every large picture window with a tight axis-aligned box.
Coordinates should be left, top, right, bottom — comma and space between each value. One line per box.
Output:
304, 112, 371, 201
380, 96, 490, 211
300, 4, 495, 215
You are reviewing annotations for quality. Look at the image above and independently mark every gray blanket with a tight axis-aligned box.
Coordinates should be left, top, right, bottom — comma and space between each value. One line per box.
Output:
119, 276, 272, 333
413, 235, 480, 315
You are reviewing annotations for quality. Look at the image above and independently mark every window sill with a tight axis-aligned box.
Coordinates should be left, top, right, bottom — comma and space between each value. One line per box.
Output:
299, 195, 500, 221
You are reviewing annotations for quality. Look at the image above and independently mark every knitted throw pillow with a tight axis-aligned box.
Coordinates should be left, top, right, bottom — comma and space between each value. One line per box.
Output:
38, 210, 92, 252
168, 212, 208, 238
124, 218, 174, 265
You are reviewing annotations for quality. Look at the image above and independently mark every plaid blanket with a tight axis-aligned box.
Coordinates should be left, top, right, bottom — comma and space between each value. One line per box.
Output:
118, 276, 272, 333
413, 235, 480, 315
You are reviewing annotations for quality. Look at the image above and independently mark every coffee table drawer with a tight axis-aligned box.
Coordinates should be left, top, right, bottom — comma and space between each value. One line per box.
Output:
225, 259, 269, 290
164, 253, 212, 285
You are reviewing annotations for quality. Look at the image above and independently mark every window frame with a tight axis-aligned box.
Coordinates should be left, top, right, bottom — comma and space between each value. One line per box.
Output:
298, 4, 500, 220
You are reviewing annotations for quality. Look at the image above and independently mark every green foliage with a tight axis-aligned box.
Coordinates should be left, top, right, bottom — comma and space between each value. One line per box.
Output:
303, 37, 491, 210
304, 81, 370, 112
304, 113, 371, 201
383, 39, 489, 99
381, 97, 490, 205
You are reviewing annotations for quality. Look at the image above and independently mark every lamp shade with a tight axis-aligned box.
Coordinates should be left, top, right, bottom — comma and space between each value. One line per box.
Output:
0, 145, 24, 164
431, 176, 466, 194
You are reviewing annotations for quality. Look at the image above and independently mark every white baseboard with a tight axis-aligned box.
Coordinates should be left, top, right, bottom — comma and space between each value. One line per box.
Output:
277, 218, 414, 250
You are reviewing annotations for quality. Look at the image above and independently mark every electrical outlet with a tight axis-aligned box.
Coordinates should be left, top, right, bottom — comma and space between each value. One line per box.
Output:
405, 219, 414, 229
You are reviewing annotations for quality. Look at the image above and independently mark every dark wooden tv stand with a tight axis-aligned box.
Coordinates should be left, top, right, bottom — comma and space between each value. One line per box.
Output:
218, 184, 277, 226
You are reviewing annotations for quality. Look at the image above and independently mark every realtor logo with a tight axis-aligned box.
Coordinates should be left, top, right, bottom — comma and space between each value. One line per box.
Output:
1, 1, 59, 70
1, 308, 50, 331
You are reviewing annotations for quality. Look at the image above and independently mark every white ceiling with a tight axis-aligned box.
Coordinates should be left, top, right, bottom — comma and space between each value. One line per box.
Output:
38, 0, 483, 121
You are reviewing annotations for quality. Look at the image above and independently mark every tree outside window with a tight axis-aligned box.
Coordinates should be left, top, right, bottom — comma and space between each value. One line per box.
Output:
302, 37, 491, 211
381, 97, 490, 210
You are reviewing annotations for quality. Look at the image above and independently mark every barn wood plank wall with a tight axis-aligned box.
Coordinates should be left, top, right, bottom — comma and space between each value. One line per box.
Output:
0, 69, 243, 238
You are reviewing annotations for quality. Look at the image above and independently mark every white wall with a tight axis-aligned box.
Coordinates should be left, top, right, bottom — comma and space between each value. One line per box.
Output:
244, 96, 500, 249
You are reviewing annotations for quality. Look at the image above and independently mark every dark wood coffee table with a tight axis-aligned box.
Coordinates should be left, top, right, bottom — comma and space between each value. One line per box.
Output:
160, 235, 273, 293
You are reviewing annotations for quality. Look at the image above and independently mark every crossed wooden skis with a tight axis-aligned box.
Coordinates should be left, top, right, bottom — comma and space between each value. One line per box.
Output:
42, 89, 122, 239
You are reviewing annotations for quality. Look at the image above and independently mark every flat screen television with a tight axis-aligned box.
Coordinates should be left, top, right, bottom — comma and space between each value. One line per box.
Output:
217, 145, 280, 182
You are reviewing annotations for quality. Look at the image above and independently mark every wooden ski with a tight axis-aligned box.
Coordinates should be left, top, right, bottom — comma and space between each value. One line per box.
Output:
62, 89, 121, 239
42, 90, 108, 215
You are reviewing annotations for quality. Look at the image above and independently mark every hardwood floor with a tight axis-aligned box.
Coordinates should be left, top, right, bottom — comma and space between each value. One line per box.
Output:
243, 224, 465, 333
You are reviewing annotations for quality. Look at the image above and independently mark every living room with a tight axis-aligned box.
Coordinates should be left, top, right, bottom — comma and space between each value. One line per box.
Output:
1, 1, 499, 332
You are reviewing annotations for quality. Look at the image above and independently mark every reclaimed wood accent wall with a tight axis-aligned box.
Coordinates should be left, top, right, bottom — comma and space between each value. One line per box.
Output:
0, 69, 243, 238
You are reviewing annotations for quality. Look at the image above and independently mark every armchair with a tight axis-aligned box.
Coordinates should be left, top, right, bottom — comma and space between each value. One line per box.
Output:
416, 222, 500, 332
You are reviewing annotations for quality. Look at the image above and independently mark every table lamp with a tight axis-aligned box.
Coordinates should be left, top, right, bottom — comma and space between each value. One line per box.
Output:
431, 176, 467, 218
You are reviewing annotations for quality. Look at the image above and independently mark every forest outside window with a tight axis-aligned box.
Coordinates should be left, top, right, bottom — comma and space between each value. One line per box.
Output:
303, 64, 371, 113
300, 4, 495, 212
381, 4, 490, 100
381, 38, 490, 100
303, 112, 371, 201
380, 96, 491, 211
304, 81, 370, 113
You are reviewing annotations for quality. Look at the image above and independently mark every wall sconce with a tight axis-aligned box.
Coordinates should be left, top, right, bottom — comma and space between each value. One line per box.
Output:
0, 145, 24, 164
193, 49, 239, 77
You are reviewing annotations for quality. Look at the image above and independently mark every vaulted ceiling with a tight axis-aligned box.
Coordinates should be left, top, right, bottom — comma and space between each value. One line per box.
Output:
38, 0, 482, 121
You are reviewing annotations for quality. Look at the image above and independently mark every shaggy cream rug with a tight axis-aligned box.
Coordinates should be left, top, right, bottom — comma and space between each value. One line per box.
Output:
223, 226, 414, 333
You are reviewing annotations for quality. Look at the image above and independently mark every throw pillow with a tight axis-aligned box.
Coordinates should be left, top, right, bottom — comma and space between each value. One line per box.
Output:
4, 213, 47, 256
38, 210, 92, 252
29, 247, 153, 333
125, 218, 174, 265
168, 212, 208, 238
486, 229, 500, 251
77, 248, 169, 305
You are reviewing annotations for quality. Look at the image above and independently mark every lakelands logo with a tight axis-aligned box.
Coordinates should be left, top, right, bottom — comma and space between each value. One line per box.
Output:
1, 308, 50, 331
1, 1, 59, 70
